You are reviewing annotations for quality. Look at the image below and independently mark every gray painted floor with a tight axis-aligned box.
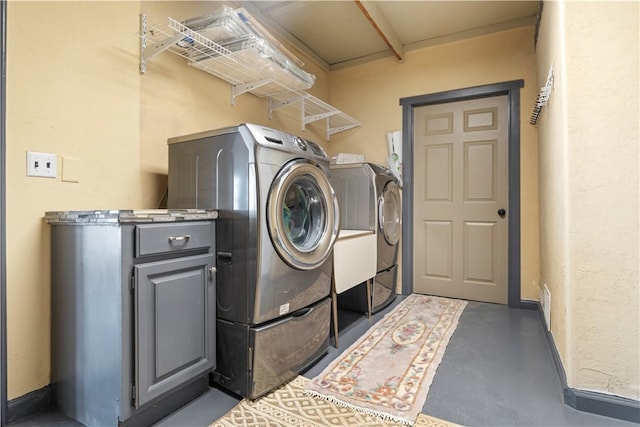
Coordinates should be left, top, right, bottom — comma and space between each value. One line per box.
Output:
10, 296, 637, 427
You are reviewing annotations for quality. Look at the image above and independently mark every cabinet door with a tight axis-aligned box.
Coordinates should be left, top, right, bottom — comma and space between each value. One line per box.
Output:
134, 253, 215, 408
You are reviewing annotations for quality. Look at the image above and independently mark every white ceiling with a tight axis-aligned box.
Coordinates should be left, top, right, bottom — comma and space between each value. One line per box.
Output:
234, 1, 540, 71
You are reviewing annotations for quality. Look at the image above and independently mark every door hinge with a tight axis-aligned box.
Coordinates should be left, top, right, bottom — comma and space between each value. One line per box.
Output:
130, 383, 136, 403
130, 272, 135, 293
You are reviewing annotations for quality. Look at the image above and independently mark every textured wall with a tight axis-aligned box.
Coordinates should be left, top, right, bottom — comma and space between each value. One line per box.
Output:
536, 0, 639, 399
535, 0, 572, 383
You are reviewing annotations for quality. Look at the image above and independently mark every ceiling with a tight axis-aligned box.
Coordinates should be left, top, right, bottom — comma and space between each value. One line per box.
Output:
234, 1, 540, 71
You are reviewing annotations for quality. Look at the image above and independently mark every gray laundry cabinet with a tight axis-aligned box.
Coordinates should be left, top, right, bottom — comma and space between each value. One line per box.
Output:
45, 210, 217, 427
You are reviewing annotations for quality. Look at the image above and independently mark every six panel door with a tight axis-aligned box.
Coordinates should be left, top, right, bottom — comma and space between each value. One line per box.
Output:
413, 96, 508, 304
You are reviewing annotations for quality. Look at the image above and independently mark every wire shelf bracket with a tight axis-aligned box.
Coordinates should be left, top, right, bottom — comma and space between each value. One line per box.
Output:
232, 79, 273, 105
139, 13, 362, 140
268, 92, 361, 140
530, 63, 554, 125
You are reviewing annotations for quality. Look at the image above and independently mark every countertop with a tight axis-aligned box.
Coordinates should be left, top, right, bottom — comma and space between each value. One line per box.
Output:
44, 209, 218, 224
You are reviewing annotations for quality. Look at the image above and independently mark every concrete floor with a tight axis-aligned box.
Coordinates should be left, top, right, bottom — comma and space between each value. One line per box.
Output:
10, 296, 637, 427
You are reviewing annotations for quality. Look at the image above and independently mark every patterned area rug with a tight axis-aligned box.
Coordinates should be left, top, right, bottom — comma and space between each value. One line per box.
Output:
210, 375, 460, 427
305, 294, 467, 425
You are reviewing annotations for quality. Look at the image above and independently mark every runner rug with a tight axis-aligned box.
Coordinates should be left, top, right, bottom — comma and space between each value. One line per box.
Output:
210, 375, 460, 427
305, 294, 467, 425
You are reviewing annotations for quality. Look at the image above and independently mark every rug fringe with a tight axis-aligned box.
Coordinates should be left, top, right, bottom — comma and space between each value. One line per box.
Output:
304, 389, 414, 426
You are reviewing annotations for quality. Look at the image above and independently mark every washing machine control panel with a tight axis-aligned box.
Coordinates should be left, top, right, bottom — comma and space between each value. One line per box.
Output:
247, 123, 328, 159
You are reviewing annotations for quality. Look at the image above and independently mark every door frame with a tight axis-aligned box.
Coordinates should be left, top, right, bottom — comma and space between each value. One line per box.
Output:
1, 0, 7, 423
400, 80, 523, 308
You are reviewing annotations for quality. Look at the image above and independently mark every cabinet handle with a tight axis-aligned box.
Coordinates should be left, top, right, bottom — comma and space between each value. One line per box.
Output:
292, 307, 312, 318
217, 251, 232, 264
168, 235, 191, 242
209, 267, 217, 279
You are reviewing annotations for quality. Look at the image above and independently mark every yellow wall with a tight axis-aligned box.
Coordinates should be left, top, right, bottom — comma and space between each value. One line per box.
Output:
536, 1, 639, 399
5, 0, 328, 399
6, 1, 143, 399
138, 1, 330, 208
6, 1, 543, 401
7, 0, 637, 406
327, 26, 541, 301
20, 0, 632, 404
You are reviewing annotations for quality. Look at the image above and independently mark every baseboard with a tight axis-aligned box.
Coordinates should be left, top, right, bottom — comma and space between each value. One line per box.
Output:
535, 302, 640, 424
536, 303, 568, 386
6, 385, 51, 424
566, 388, 640, 423
519, 299, 538, 310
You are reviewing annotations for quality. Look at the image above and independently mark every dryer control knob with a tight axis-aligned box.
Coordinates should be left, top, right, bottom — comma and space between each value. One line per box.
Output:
293, 136, 307, 151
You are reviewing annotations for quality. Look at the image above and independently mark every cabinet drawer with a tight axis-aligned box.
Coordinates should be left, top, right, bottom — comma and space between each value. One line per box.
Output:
135, 222, 212, 257
213, 297, 330, 399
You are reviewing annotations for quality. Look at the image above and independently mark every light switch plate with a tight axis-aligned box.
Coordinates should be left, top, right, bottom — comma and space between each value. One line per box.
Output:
27, 151, 57, 178
62, 157, 80, 183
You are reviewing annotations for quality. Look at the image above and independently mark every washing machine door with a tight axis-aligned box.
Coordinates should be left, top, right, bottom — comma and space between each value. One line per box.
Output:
378, 180, 401, 246
267, 159, 340, 270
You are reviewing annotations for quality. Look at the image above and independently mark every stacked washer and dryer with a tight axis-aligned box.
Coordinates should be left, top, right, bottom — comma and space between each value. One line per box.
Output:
330, 162, 402, 314
167, 124, 340, 399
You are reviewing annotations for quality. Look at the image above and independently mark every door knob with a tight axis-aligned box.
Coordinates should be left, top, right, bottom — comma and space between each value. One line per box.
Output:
497, 209, 506, 217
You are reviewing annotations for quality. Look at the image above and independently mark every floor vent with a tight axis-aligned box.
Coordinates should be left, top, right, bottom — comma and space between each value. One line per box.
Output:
540, 284, 551, 330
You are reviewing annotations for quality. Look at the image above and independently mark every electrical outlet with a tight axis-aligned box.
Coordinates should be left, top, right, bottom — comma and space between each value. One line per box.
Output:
27, 151, 57, 178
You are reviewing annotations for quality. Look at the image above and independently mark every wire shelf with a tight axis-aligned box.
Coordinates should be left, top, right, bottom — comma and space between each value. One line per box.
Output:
269, 91, 361, 140
139, 14, 361, 140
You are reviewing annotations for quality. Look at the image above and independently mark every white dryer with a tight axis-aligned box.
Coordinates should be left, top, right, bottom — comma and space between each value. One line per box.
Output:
330, 162, 401, 313
168, 123, 339, 398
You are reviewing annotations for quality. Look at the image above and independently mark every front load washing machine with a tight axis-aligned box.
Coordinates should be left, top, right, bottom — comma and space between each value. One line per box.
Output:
330, 162, 401, 313
167, 123, 340, 398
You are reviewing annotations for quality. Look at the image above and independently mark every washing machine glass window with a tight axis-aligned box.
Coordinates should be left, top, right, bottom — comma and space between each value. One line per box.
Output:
283, 177, 324, 250
268, 159, 340, 270
379, 180, 401, 246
